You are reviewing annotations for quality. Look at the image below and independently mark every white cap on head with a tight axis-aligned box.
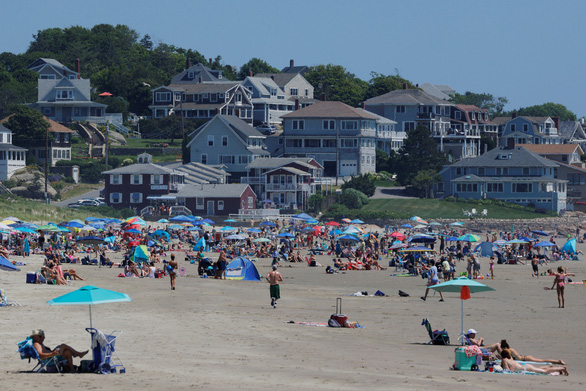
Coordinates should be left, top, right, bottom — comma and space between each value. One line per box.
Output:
467, 328, 477, 335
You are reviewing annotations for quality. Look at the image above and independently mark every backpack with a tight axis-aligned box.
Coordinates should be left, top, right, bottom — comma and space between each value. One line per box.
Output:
328, 318, 341, 327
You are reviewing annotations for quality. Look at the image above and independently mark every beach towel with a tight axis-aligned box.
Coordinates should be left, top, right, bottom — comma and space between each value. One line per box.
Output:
464, 345, 483, 358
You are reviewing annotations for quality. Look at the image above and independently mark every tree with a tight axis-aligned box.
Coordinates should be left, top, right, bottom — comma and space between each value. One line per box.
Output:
4, 106, 52, 147
396, 125, 446, 185
365, 72, 415, 101
304, 64, 368, 107
341, 174, 376, 197
450, 91, 508, 117
508, 102, 577, 121
411, 169, 442, 198
340, 188, 369, 209
238, 58, 280, 80
307, 193, 324, 213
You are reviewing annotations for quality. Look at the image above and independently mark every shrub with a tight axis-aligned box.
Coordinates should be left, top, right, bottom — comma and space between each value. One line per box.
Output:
340, 188, 369, 209
444, 196, 456, 202
341, 174, 376, 197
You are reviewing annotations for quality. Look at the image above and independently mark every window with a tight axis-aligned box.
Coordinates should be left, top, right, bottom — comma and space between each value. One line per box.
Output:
396, 105, 405, 113
341, 138, 357, 148
568, 174, 585, 185
511, 124, 516, 132
201, 154, 207, 164
208, 136, 214, 146
220, 155, 235, 164
286, 139, 303, 148
110, 193, 122, 204
323, 139, 336, 148
248, 196, 254, 208
471, 112, 476, 120
210, 93, 217, 102
305, 89, 309, 97
523, 124, 528, 132
403, 122, 416, 131
290, 88, 298, 95
151, 174, 163, 185
478, 167, 484, 176
43, 107, 51, 115
455, 111, 461, 120
323, 120, 335, 130
305, 139, 320, 148
238, 155, 250, 164
175, 92, 181, 102
222, 136, 228, 146
218, 200, 224, 211
487, 183, 503, 192
512, 183, 532, 193
188, 71, 194, 79
40, 74, 56, 79
131, 175, 142, 185
341, 121, 358, 130
523, 167, 529, 176
196, 198, 204, 210
292, 120, 305, 130
56, 90, 73, 100
155, 92, 171, 101
130, 193, 143, 203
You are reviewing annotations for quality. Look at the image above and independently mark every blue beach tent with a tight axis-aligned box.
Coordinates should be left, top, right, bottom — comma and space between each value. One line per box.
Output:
225, 257, 261, 281
473, 242, 498, 257
561, 239, 576, 255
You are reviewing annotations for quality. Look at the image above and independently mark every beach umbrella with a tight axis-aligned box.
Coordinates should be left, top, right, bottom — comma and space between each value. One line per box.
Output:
292, 213, 313, 221
0, 255, 20, 271
445, 236, 459, 242
458, 234, 481, 242
103, 236, 116, 243
224, 219, 237, 223
201, 219, 215, 225
341, 218, 352, 223
220, 226, 235, 232
226, 234, 246, 240
152, 230, 170, 239
493, 239, 506, 246
413, 224, 427, 229
169, 215, 193, 223
247, 228, 262, 233
505, 239, 527, 244
64, 221, 84, 229
329, 229, 342, 236
401, 224, 413, 229
534, 241, 555, 247
400, 246, 435, 252
98, 92, 113, 96
428, 222, 443, 226
168, 224, 184, 230
337, 234, 359, 241
259, 221, 276, 227
450, 222, 465, 226
157, 219, 170, 223
407, 234, 436, 243
390, 232, 406, 241
325, 221, 339, 226
125, 228, 141, 234
389, 243, 407, 250
76, 236, 106, 245
47, 285, 131, 329
350, 219, 364, 224
253, 238, 271, 243
305, 219, 319, 225
532, 230, 549, 236
14, 227, 36, 234
276, 232, 295, 238
125, 216, 146, 226
429, 277, 495, 345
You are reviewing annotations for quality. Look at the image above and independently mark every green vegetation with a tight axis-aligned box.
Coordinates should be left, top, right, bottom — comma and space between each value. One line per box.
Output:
341, 174, 376, 197
59, 183, 102, 200
322, 198, 554, 221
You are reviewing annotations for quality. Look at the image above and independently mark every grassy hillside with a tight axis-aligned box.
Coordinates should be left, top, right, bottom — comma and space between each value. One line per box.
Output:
359, 199, 551, 220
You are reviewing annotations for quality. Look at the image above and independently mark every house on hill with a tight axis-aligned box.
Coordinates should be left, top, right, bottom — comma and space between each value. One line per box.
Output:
0, 124, 27, 180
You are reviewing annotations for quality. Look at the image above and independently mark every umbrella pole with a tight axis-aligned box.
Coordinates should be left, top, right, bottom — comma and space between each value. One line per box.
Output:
461, 299, 464, 346
90, 304, 93, 330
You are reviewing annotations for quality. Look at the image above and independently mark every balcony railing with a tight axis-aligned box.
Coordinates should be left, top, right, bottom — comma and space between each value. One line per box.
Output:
241, 177, 265, 184
266, 183, 309, 191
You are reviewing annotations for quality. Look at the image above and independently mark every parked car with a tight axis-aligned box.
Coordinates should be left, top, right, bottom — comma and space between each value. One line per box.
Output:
255, 124, 277, 135
68, 199, 102, 208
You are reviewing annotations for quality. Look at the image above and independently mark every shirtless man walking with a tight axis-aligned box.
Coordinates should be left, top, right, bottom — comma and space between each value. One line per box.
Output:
266, 265, 283, 308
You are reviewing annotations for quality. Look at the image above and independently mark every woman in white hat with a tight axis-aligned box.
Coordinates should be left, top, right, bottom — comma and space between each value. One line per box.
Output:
31, 329, 88, 372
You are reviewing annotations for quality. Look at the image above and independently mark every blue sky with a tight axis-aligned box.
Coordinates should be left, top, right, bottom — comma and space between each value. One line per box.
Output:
3, 0, 585, 116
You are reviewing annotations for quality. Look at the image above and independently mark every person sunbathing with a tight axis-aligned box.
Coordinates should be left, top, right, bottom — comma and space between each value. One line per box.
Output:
500, 349, 568, 375
334, 258, 347, 270
63, 269, 85, 281
31, 329, 88, 372
499, 340, 565, 365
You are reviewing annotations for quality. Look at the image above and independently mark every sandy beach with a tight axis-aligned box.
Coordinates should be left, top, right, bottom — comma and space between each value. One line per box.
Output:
1, 228, 586, 391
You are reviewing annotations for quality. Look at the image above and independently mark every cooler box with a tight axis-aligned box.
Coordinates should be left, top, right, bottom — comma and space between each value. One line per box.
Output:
26, 272, 36, 284
454, 347, 477, 370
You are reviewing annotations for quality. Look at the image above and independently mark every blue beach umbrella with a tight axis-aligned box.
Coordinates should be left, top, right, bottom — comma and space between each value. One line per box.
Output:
259, 221, 276, 227
0, 255, 20, 271
534, 241, 555, 247
169, 215, 193, 223
157, 219, 170, 223
401, 224, 413, 229
48, 285, 132, 329
350, 219, 364, 224
276, 232, 295, 238
337, 234, 359, 241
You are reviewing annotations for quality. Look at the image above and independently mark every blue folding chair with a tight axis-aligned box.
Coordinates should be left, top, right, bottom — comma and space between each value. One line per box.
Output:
17, 337, 64, 373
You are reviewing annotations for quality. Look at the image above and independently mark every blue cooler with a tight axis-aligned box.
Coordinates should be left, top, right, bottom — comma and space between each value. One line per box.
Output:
26, 272, 36, 284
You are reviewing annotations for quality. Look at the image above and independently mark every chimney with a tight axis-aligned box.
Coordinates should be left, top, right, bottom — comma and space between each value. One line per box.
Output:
361, 102, 365, 109
506, 138, 515, 149
322, 94, 327, 101
198, 77, 202, 83
209, 58, 212, 65
186, 58, 192, 69
271, 75, 274, 81
215, 108, 219, 115
403, 83, 408, 90
552, 116, 560, 131
295, 99, 299, 111
249, 70, 253, 77
75, 58, 80, 78
290, 59, 294, 68
512, 112, 517, 119
235, 108, 240, 117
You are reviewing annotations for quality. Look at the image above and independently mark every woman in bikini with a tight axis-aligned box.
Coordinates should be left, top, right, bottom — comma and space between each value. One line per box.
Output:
501, 349, 568, 375
549, 266, 575, 308
499, 340, 565, 365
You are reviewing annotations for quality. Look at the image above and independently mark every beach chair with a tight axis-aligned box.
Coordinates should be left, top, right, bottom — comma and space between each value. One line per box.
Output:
17, 337, 64, 373
421, 318, 450, 345
0, 289, 20, 307
471, 208, 478, 216
462, 210, 471, 217
178, 267, 187, 277
86, 328, 126, 374
481, 209, 488, 217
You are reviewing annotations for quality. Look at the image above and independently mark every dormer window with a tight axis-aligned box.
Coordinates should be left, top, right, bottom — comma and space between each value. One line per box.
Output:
56, 90, 73, 100
471, 112, 476, 120
455, 111, 461, 120
188, 71, 194, 79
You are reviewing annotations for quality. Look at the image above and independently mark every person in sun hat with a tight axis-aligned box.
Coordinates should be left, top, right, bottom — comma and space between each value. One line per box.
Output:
31, 329, 88, 372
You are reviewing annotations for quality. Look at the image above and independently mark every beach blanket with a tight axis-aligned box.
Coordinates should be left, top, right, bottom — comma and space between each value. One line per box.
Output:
286, 321, 364, 328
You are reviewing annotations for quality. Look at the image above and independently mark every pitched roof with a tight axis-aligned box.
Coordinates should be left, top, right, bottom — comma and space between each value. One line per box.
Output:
102, 163, 183, 175
449, 146, 559, 168
171, 63, 223, 84
186, 115, 264, 149
519, 144, 583, 155
160, 162, 228, 184
491, 116, 511, 125
0, 115, 74, 133
167, 82, 240, 94
281, 65, 309, 74
254, 73, 297, 86
281, 101, 378, 119
364, 88, 453, 106
246, 157, 317, 170
418, 83, 454, 100
175, 183, 251, 198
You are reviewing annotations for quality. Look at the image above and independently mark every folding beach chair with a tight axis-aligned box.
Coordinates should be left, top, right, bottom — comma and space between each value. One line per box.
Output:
421, 318, 450, 345
17, 337, 64, 373
178, 267, 187, 277
0, 289, 20, 307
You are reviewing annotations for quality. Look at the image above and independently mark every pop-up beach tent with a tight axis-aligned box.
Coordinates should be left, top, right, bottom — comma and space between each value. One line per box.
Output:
225, 257, 261, 281
473, 242, 498, 257
193, 237, 207, 251
561, 239, 576, 255
131, 245, 150, 263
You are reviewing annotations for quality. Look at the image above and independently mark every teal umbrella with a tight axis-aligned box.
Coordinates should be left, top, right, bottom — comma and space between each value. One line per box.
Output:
429, 277, 495, 345
48, 285, 132, 329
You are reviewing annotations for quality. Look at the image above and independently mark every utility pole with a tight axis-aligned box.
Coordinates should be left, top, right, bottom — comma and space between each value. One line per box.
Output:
105, 121, 109, 170
44, 126, 49, 204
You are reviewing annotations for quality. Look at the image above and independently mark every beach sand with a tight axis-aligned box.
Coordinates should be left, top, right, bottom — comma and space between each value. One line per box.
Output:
1, 239, 585, 390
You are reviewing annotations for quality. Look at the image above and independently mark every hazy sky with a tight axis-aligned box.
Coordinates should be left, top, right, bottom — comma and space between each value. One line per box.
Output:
3, 0, 585, 116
